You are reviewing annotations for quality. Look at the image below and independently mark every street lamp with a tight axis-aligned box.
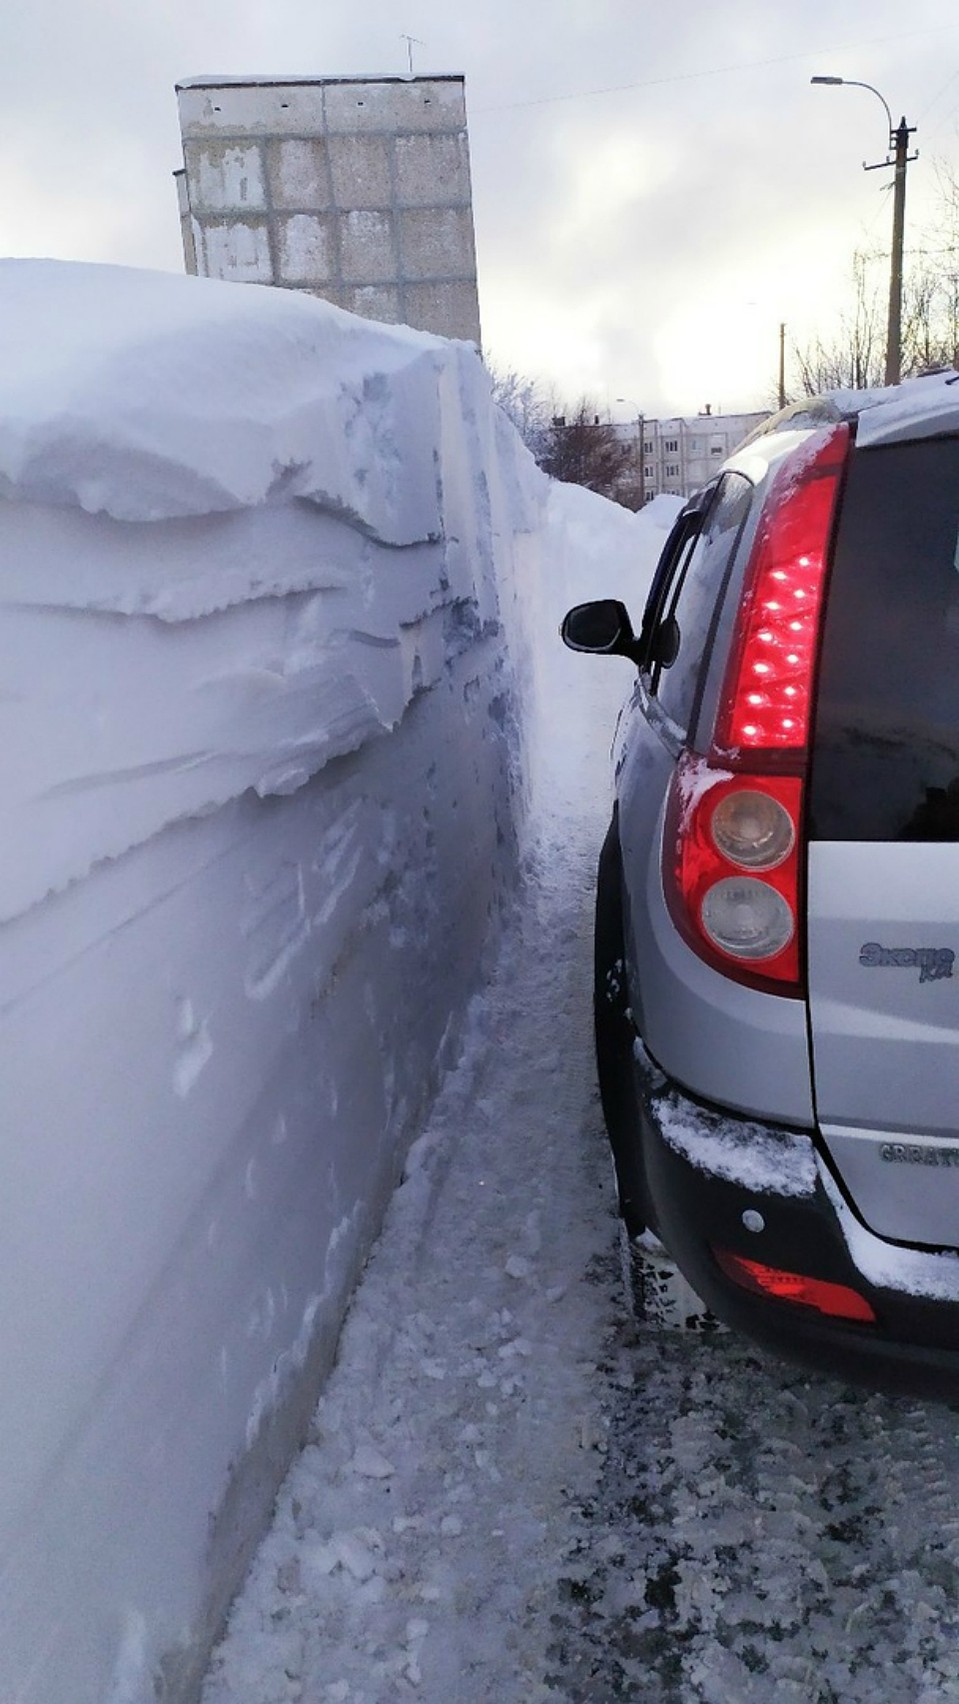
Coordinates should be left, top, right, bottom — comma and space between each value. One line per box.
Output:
811, 75, 917, 386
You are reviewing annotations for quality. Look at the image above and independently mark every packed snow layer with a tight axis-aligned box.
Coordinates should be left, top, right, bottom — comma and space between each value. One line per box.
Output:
655, 1091, 818, 1199
0, 259, 445, 533
0, 260, 641, 1704
200, 470, 676, 1704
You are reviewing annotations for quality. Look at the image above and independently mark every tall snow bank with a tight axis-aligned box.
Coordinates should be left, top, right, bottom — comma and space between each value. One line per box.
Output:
0, 258, 443, 535
0, 261, 549, 1704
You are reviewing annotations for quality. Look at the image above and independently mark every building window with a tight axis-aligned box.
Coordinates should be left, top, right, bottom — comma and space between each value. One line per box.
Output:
710, 445, 723, 457
664, 438, 679, 453
665, 463, 680, 478
644, 465, 653, 481
643, 439, 654, 455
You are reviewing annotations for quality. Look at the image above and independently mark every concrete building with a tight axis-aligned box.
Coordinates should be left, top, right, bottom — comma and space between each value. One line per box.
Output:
175, 74, 482, 346
634, 407, 770, 500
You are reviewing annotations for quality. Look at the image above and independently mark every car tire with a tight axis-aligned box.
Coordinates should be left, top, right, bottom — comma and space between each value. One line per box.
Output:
594, 816, 652, 1239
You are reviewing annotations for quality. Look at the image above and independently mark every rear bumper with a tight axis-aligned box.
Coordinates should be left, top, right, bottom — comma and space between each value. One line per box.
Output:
634, 1042, 959, 1397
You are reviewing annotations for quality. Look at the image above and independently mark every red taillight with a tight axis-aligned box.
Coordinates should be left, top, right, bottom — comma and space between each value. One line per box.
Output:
713, 1247, 877, 1324
718, 423, 849, 752
664, 423, 850, 996
665, 756, 804, 992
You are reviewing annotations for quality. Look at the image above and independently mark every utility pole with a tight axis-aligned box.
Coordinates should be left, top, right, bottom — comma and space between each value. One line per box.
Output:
883, 117, 914, 385
778, 322, 787, 408
811, 77, 917, 387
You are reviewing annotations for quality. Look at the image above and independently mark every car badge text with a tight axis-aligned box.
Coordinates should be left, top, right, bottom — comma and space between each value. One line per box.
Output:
859, 941, 955, 983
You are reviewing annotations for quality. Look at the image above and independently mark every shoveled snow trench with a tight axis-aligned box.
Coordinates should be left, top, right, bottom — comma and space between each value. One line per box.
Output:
203, 819, 959, 1702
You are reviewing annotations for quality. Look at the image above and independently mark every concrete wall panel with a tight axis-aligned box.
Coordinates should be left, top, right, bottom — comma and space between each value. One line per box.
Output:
322, 78, 464, 136
267, 139, 333, 212
179, 82, 328, 136
404, 281, 482, 344
399, 207, 476, 281
339, 210, 397, 286
201, 222, 272, 284
277, 215, 335, 286
394, 132, 471, 208
183, 141, 266, 214
344, 284, 403, 323
177, 76, 482, 346
327, 134, 392, 210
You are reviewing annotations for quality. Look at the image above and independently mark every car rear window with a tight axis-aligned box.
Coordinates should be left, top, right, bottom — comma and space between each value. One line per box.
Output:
809, 434, 959, 840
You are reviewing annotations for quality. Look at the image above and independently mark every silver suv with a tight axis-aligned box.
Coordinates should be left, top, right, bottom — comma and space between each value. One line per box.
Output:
563, 376, 959, 1392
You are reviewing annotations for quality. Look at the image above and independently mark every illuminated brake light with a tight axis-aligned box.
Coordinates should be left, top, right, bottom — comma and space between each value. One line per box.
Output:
719, 423, 850, 752
713, 1247, 877, 1323
663, 424, 850, 996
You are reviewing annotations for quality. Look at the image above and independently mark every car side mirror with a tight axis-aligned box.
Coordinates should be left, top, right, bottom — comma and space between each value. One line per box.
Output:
560, 599, 642, 662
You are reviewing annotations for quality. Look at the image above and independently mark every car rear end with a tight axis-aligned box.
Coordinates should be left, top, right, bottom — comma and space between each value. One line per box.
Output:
627, 379, 959, 1391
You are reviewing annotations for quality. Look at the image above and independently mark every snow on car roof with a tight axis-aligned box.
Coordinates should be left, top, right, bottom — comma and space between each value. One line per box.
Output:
851, 368, 959, 447
749, 370, 959, 452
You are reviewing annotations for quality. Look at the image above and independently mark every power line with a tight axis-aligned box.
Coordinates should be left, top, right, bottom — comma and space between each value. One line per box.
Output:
478, 23, 959, 115
917, 67, 959, 125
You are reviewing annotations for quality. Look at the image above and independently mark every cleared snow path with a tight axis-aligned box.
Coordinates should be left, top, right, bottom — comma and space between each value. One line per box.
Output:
202, 485, 959, 1704
200, 796, 622, 1704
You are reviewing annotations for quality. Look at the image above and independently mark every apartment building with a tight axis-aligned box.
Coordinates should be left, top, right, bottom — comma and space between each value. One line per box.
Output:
631, 406, 770, 500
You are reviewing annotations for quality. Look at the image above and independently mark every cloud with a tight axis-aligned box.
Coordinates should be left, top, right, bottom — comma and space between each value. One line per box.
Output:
0, 0, 955, 414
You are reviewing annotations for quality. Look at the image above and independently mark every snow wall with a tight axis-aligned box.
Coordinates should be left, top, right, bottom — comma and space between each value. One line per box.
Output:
0, 261, 559, 1704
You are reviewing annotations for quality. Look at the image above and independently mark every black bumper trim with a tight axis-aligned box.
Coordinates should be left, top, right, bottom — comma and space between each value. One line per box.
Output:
632, 1048, 959, 1397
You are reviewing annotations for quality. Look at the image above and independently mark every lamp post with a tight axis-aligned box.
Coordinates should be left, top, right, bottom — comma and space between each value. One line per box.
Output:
811, 75, 917, 386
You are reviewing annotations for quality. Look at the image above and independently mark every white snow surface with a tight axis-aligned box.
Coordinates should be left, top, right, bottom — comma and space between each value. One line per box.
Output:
655, 1090, 817, 1200
818, 1162, 959, 1302
0, 258, 670, 1704
0, 258, 442, 531
841, 369, 959, 447
201, 479, 670, 1704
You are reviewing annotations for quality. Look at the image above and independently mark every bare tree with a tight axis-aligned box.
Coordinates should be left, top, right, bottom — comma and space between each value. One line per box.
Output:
899, 165, 959, 372
540, 400, 638, 506
488, 368, 641, 507
487, 365, 553, 461
793, 167, 959, 397
792, 251, 885, 396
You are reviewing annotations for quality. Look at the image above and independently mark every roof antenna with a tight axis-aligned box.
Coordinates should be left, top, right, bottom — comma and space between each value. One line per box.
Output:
400, 34, 424, 75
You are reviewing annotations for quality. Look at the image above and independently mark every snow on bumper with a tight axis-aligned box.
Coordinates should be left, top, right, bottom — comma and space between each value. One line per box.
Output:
633, 1043, 959, 1391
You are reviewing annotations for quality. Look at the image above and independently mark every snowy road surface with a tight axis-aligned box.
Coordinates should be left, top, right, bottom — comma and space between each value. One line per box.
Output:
202, 502, 959, 1704
201, 812, 959, 1704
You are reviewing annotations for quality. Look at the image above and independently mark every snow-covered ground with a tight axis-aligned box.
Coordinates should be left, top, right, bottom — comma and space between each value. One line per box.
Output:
199, 473, 669, 1704
201, 481, 959, 1704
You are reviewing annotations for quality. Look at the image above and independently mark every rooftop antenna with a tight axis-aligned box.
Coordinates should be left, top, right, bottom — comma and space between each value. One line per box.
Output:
401, 34, 424, 75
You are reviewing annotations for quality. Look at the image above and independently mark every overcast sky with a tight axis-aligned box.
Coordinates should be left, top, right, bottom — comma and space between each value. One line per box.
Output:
3, 0, 958, 418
